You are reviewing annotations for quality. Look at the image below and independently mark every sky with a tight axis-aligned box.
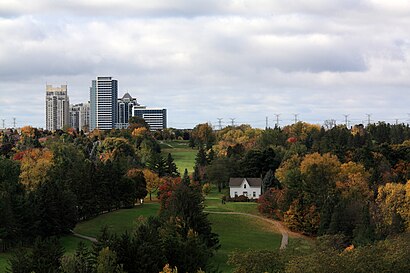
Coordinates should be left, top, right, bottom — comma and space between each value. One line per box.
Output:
1, 0, 410, 129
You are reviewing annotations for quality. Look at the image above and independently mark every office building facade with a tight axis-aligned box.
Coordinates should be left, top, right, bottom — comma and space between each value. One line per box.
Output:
45, 84, 70, 131
132, 106, 167, 130
70, 102, 90, 131
90, 77, 118, 130
116, 93, 139, 129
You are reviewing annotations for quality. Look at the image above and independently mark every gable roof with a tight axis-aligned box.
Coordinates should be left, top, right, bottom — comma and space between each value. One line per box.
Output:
229, 178, 262, 187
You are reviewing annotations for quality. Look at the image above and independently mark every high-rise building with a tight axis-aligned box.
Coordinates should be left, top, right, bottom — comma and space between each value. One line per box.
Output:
70, 102, 90, 131
45, 84, 70, 131
90, 77, 118, 130
132, 106, 167, 130
116, 93, 139, 129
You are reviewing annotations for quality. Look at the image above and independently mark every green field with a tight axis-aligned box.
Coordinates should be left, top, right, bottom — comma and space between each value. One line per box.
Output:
209, 214, 282, 272
74, 203, 160, 237
160, 140, 197, 174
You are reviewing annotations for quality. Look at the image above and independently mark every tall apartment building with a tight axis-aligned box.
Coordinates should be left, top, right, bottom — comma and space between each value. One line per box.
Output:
116, 93, 139, 129
45, 84, 70, 131
132, 106, 167, 130
70, 102, 90, 131
90, 77, 118, 130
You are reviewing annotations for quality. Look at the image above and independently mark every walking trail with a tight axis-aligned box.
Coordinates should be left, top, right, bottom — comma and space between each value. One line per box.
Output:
204, 211, 303, 249
71, 211, 303, 250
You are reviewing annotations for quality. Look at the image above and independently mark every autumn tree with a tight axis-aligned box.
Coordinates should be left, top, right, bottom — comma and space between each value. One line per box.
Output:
142, 169, 161, 201
18, 148, 54, 191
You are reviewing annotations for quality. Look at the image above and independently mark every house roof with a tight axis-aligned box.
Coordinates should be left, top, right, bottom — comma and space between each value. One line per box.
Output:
229, 178, 262, 187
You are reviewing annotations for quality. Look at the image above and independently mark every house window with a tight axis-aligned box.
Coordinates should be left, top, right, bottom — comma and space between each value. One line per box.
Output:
253, 192, 256, 197
244, 184, 247, 189
243, 191, 248, 197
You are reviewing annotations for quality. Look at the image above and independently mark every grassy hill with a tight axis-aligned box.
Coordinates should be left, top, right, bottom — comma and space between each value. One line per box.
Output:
160, 140, 197, 174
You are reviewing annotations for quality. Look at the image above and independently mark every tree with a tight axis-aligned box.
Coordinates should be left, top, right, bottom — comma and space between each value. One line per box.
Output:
262, 169, 280, 192
191, 123, 215, 148
182, 169, 190, 185
129, 116, 150, 130
142, 169, 161, 201
206, 158, 231, 192
18, 148, 54, 191
96, 247, 124, 273
165, 153, 180, 177
127, 169, 152, 202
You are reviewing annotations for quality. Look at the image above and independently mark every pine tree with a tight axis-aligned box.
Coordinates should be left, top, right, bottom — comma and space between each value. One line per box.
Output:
182, 169, 190, 185
165, 153, 180, 177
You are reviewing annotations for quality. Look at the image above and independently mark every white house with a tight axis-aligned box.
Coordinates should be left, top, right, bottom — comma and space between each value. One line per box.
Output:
229, 178, 262, 199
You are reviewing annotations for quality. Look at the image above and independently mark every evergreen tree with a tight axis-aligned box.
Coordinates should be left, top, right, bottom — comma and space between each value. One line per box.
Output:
182, 169, 190, 185
165, 153, 180, 177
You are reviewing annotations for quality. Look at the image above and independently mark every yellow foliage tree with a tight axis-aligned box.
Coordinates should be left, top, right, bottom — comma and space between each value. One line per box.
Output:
19, 148, 53, 190
337, 161, 372, 199
142, 169, 161, 201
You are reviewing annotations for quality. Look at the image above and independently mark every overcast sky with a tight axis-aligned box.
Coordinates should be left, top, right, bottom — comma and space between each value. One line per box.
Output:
1, 0, 410, 129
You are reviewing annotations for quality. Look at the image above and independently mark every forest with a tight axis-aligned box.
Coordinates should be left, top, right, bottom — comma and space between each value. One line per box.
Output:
1, 120, 410, 272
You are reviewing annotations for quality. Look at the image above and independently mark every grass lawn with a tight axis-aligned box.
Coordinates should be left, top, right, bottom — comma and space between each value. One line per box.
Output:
74, 203, 160, 238
204, 189, 260, 215
209, 213, 282, 273
161, 140, 197, 174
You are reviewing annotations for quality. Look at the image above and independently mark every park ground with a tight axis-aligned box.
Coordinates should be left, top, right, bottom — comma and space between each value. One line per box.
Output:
0, 140, 310, 272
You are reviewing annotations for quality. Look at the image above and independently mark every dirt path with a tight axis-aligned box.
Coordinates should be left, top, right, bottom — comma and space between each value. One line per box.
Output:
71, 230, 98, 243
204, 211, 303, 249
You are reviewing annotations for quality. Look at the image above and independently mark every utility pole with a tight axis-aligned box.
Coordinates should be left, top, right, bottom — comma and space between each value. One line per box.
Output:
1, 119, 5, 129
343, 114, 349, 128
274, 113, 280, 128
230, 118, 236, 127
293, 113, 299, 124
217, 118, 223, 130
13, 117, 16, 128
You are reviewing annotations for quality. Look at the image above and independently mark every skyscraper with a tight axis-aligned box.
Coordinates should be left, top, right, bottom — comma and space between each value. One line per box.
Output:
45, 84, 70, 131
117, 92, 139, 129
70, 102, 90, 131
90, 77, 118, 130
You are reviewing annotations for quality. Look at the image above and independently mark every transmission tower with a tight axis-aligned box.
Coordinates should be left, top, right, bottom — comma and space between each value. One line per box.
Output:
13, 117, 16, 128
293, 113, 299, 124
1, 119, 5, 129
217, 118, 223, 130
274, 114, 280, 128
343, 114, 349, 128
230, 118, 236, 127
365, 114, 371, 126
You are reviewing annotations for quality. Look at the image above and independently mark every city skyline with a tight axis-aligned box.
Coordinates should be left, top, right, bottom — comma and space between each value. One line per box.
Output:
1, 1, 410, 129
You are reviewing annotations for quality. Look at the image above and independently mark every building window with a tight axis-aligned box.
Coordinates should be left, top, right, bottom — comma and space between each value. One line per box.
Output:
253, 192, 256, 197
244, 184, 247, 189
243, 191, 248, 197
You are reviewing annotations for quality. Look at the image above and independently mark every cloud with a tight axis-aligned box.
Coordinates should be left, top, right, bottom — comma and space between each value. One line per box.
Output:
1, 1, 410, 128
